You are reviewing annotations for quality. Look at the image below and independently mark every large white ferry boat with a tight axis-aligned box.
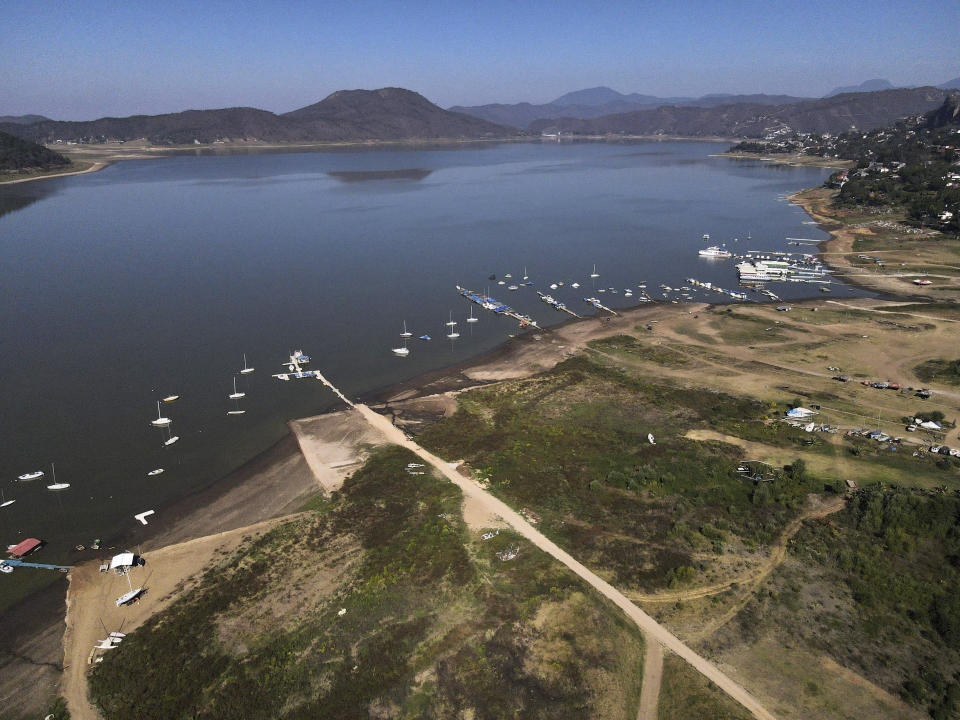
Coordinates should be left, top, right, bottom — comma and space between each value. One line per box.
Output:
698, 245, 732, 258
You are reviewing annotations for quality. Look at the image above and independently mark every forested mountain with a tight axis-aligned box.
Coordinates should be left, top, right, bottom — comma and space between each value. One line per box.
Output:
0, 114, 52, 124
527, 87, 957, 138
0, 130, 70, 172
0, 89, 513, 145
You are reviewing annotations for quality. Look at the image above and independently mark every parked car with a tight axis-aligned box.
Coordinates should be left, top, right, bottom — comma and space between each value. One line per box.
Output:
906, 425, 917, 432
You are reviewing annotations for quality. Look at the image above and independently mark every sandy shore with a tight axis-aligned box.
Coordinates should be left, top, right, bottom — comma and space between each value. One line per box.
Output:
0, 161, 108, 185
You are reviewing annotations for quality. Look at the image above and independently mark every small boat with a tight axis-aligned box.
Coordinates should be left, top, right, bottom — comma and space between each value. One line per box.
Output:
147, 468, 164, 476
446, 313, 460, 339
228, 377, 245, 400
819, 286, 831, 293
400, 321, 412, 338
162, 395, 179, 403
549, 283, 558, 290
164, 436, 179, 446
497, 280, 506, 285
648, 434, 656, 445
227, 409, 246, 415
508, 285, 519, 291
46, 462, 69, 490
17, 471, 43, 481
590, 264, 600, 278
571, 282, 580, 289
0, 500, 14, 508
522, 266, 529, 280
466, 306, 478, 323
445, 311, 457, 326
702, 233, 710, 241
392, 338, 410, 357
240, 353, 255, 375
504, 273, 512, 278
419, 334, 432, 341
699, 245, 732, 259
151, 401, 172, 427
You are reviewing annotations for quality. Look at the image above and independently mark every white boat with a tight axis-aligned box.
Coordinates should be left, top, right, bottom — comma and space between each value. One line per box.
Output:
702, 233, 710, 241
522, 267, 529, 280
228, 377, 245, 400
0, 500, 14, 508
164, 435, 179, 446
445, 311, 457, 326
699, 246, 732, 258
446, 313, 460, 339
147, 468, 164, 476
151, 401, 172, 427
504, 273, 512, 278
508, 285, 519, 291
549, 283, 558, 290
466, 306, 479, 323
227, 409, 246, 415
17, 471, 43, 481
571, 282, 580, 289
392, 338, 410, 357
115, 572, 143, 607
162, 394, 179, 403
590, 264, 600, 278
47, 483, 70, 490
400, 321, 412, 338
648, 433, 655, 445
497, 280, 506, 285
240, 353, 255, 374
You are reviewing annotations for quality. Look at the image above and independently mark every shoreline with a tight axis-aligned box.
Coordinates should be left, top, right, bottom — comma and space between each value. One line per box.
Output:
712, 150, 854, 170
0, 160, 107, 185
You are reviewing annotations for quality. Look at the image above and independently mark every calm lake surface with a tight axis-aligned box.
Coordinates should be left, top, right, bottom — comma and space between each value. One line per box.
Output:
0, 141, 866, 604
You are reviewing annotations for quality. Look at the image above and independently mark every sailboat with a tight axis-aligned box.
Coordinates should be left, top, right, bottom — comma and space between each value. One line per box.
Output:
522, 266, 528, 281
1, 487, 15, 508
115, 569, 143, 607
392, 338, 410, 357
46, 462, 70, 491
229, 377, 245, 400
162, 394, 179, 403
445, 312, 457, 327
419, 334, 432, 341
227, 377, 246, 415
400, 321, 412, 338
240, 353, 255, 375
446, 312, 460, 339
147, 468, 164, 476
150, 401, 171, 427
590, 264, 600, 278
467, 306, 479, 323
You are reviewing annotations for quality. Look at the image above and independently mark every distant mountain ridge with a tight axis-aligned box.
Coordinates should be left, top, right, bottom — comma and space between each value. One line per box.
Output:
0, 114, 52, 125
527, 87, 959, 138
825, 79, 895, 97
0, 89, 513, 145
450, 88, 811, 129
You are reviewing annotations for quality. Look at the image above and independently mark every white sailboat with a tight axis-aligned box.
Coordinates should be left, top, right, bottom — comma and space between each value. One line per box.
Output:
162, 394, 179, 403
522, 266, 528, 281
446, 312, 460, 339
240, 353, 254, 374
467, 306, 479, 323
1, 487, 14, 508
147, 468, 164, 476
590, 264, 600, 279
150, 401, 171, 427
229, 377, 245, 400
115, 570, 143, 607
400, 321, 412, 338
164, 435, 179, 446
46, 462, 70, 491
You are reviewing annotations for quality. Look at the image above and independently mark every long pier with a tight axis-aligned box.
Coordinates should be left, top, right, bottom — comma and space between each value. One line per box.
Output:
536, 291, 581, 318
584, 297, 619, 316
456, 286, 541, 328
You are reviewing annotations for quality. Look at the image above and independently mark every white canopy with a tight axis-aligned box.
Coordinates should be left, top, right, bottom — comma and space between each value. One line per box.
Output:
920, 420, 942, 430
786, 407, 817, 418
109, 552, 135, 570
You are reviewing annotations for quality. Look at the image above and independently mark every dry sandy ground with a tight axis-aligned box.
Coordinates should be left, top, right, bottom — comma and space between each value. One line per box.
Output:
63, 516, 294, 720
288, 410, 387, 492
636, 641, 664, 720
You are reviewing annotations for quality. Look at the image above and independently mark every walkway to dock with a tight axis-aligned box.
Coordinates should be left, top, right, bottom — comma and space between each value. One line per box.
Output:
310, 371, 777, 720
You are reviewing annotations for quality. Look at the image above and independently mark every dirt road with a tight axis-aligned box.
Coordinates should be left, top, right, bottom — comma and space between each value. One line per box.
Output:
353, 403, 778, 720
637, 640, 664, 720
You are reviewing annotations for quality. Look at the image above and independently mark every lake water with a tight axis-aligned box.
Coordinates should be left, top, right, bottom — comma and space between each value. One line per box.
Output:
0, 141, 866, 605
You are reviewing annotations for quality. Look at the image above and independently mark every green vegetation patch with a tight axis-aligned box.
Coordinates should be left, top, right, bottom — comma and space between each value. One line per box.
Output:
418, 354, 822, 586
709, 486, 960, 718
90, 446, 645, 720
914, 358, 960, 386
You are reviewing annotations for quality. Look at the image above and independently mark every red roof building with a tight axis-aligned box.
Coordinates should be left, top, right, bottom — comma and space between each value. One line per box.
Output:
7, 538, 42, 558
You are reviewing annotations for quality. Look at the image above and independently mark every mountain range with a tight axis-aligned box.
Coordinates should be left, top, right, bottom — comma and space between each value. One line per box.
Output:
527, 87, 959, 138
0, 89, 512, 146
452, 76, 960, 129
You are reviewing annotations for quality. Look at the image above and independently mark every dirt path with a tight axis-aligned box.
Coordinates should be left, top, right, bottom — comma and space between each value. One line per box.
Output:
352, 403, 778, 720
637, 640, 664, 720
1, 161, 108, 184
62, 516, 293, 720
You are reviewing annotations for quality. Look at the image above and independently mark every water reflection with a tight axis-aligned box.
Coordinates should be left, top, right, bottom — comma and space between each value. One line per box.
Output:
326, 168, 433, 183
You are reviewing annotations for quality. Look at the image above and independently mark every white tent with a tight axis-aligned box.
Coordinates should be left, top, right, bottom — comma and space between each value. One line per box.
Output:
786, 407, 818, 418
109, 552, 135, 570
919, 420, 942, 430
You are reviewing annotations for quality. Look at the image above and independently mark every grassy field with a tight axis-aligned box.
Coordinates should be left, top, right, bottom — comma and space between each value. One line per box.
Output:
89, 446, 646, 720
658, 654, 753, 720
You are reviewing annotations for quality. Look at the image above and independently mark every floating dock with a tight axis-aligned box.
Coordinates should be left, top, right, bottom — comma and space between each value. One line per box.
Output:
536, 291, 580, 318
456, 286, 540, 328
583, 297, 619, 316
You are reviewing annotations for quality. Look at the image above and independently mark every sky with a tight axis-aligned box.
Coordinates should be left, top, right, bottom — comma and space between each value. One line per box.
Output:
1, 0, 958, 120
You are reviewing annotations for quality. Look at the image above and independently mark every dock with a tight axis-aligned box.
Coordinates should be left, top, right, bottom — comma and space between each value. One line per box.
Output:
456, 286, 541, 328
583, 297, 619, 316
536, 291, 581, 318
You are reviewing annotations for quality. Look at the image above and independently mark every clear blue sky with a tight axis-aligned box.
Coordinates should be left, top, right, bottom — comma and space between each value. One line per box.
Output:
1, 0, 957, 119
